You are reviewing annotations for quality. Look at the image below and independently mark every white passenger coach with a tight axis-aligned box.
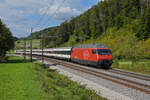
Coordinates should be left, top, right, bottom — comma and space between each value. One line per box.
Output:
15, 47, 72, 60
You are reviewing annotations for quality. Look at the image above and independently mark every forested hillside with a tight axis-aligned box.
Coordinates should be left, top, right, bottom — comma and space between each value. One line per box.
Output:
27, 26, 58, 39
27, 0, 150, 60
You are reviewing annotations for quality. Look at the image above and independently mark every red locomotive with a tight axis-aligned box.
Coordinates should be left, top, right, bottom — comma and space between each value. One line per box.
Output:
71, 44, 113, 69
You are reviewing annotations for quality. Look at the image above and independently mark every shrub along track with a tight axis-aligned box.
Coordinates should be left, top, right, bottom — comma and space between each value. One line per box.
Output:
25, 54, 150, 94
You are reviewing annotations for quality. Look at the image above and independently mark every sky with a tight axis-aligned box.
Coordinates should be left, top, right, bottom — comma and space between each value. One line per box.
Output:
0, 0, 100, 38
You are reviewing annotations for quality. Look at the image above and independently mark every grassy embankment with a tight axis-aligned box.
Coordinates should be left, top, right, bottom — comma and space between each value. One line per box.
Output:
0, 56, 106, 100
15, 39, 40, 49
112, 60, 150, 75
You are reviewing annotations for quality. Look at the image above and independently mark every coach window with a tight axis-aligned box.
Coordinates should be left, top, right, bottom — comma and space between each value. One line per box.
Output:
92, 50, 96, 54
67, 51, 71, 55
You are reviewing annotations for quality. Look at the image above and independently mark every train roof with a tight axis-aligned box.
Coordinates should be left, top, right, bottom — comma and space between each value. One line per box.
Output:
16, 47, 72, 52
73, 43, 108, 49
44, 47, 72, 51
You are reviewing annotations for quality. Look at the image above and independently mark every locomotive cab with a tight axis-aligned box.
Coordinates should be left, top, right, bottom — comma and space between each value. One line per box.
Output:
96, 49, 113, 69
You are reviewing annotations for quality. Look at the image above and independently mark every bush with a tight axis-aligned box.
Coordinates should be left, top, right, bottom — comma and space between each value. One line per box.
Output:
0, 56, 8, 63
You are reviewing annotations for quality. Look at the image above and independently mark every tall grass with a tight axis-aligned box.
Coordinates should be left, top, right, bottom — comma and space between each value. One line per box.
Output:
34, 63, 107, 100
112, 60, 150, 75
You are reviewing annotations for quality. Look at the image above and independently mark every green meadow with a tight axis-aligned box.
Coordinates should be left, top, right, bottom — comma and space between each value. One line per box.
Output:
0, 56, 106, 100
112, 60, 150, 75
0, 56, 48, 100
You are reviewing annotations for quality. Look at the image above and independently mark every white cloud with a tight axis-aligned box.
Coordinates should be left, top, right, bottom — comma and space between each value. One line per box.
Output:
0, 0, 93, 37
39, 0, 82, 20
40, 6, 81, 20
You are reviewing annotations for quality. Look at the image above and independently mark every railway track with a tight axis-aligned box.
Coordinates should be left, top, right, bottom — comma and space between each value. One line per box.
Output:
109, 68, 150, 81
25, 55, 150, 94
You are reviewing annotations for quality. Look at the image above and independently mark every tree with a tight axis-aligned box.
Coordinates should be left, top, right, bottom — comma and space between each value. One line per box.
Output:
136, 8, 150, 40
0, 19, 14, 61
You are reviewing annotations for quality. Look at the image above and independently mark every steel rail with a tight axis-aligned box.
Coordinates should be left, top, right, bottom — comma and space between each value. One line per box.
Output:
110, 69, 150, 81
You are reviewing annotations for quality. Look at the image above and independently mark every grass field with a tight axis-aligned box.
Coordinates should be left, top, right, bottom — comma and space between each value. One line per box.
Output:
15, 39, 41, 49
0, 56, 106, 100
112, 60, 150, 75
0, 56, 49, 100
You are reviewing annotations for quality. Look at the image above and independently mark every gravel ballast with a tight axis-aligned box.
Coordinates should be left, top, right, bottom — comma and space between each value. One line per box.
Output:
44, 61, 136, 100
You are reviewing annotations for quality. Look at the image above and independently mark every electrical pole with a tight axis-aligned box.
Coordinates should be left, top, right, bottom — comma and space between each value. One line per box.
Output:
42, 36, 44, 63
30, 27, 33, 62
147, 0, 149, 9
79, 36, 83, 44
24, 38, 26, 60
38, 35, 58, 63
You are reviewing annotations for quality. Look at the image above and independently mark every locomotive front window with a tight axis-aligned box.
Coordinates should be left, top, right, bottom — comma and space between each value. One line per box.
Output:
92, 50, 96, 54
97, 49, 111, 55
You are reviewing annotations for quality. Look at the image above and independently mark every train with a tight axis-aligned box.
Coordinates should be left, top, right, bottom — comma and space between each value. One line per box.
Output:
15, 43, 113, 69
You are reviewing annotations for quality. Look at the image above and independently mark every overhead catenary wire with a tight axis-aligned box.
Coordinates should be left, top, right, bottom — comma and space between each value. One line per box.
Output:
40, 0, 67, 29
35, 1, 54, 28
